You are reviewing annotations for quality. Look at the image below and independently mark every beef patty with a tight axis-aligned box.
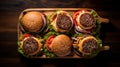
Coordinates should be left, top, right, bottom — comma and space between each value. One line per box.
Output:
82, 38, 98, 54
23, 37, 39, 55
56, 14, 72, 30
80, 13, 96, 28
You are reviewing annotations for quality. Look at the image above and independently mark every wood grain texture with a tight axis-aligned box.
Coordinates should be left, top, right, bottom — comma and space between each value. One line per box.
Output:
0, 0, 120, 67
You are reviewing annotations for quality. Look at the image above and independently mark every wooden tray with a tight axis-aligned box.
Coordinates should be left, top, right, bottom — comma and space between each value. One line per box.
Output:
18, 8, 110, 58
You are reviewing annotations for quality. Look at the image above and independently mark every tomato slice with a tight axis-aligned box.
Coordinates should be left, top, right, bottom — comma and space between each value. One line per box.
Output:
22, 33, 33, 40
46, 35, 55, 51
73, 10, 82, 26
73, 10, 90, 27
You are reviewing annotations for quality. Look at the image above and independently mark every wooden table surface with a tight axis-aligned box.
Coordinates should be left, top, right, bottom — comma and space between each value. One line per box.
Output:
0, 0, 120, 67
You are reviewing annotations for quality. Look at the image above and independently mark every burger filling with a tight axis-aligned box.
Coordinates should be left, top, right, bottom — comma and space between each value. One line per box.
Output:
56, 14, 72, 30
72, 34, 102, 57
22, 37, 39, 55
80, 13, 96, 28
73, 10, 100, 34
82, 38, 99, 54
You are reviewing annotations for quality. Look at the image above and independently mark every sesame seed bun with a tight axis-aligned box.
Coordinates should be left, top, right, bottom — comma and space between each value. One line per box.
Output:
21, 11, 46, 33
50, 34, 72, 57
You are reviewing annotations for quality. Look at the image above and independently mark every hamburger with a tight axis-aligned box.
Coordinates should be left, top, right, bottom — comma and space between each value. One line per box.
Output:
73, 9, 101, 35
72, 35, 102, 58
49, 11, 73, 33
21, 11, 46, 33
45, 34, 72, 57
18, 34, 43, 57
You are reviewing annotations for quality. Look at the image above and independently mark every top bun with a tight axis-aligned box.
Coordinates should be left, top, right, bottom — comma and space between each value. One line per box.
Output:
21, 11, 46, 33
50, 34, 72, 57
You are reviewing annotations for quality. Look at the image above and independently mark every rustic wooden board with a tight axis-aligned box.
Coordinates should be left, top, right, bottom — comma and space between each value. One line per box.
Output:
18, 8, 110, 58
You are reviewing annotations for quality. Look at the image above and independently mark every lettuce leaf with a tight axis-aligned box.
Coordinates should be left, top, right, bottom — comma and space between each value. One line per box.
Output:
89, 36, 103, 58
43, 44, 56, 58
17, 41, 29, 58
90, 9, 101, 36
42, 26, 58, 57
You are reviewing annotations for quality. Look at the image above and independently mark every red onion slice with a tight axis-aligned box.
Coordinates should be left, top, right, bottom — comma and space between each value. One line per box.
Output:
39, 13, 47, 32
74, 26, 91, 34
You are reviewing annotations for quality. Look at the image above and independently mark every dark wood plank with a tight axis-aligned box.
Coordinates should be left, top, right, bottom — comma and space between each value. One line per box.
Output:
0, 0, 120, 67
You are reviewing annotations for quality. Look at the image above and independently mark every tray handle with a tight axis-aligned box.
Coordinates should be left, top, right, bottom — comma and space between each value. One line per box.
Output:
98, 16, 109, 23
100, 45, 110, 51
